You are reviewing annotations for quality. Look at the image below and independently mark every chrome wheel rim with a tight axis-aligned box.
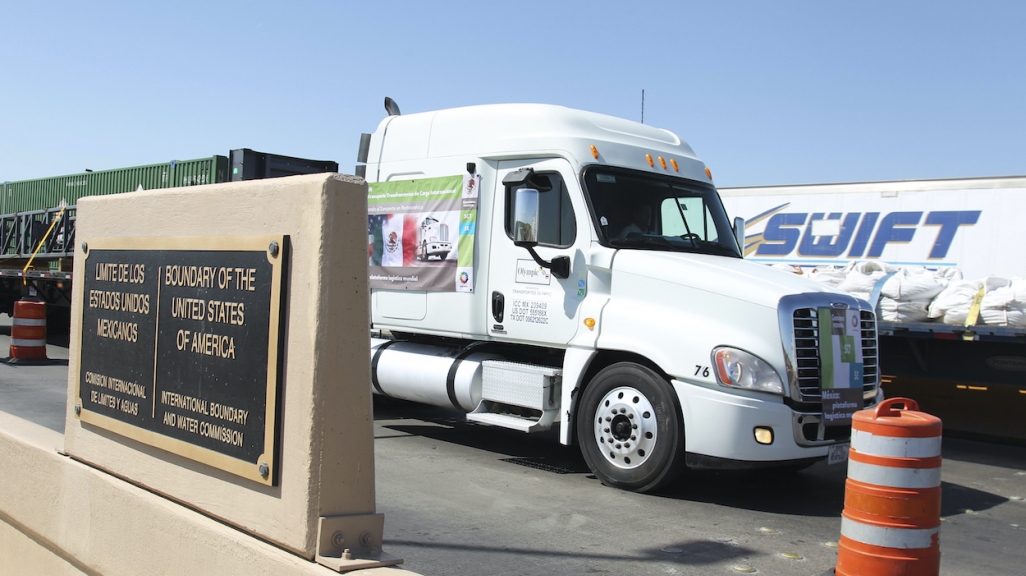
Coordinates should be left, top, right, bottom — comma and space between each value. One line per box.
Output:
592, 386, 658, 469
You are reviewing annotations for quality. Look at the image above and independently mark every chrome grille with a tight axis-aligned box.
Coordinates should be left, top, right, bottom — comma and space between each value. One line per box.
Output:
778, 294, 880, 447
792, 308, 821, 400
860, 310, 879, 396
788, 306, 880, 403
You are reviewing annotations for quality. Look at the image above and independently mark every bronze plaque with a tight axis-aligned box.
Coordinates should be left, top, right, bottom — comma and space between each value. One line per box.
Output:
73, 236, 287, 485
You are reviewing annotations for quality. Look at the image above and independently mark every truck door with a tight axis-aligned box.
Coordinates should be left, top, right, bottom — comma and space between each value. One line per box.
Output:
488, 159, 588, 345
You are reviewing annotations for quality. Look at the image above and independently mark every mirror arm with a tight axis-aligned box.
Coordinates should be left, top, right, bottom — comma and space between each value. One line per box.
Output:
516, 242, 571, 279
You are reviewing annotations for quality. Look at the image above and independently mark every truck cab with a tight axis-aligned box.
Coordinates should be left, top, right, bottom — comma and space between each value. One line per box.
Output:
415, 217, 451, 261
363, 103, 881, 492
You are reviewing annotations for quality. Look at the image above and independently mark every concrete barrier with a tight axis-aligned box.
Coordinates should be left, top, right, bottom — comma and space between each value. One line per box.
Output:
0, 174, 419, 575
0, 411, 402, 576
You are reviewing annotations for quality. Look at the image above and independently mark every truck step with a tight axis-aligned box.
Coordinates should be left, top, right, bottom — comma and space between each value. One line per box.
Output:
466, 412, 545, 433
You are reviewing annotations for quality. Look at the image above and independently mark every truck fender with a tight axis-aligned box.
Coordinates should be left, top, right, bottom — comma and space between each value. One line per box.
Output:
558, 347, 597, 445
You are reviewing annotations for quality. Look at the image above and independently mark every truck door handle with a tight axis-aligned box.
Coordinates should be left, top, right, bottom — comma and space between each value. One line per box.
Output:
492, 291, 505, 323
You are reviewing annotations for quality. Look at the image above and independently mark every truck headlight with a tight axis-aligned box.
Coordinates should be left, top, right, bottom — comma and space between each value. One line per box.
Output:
712, 347, 784, 395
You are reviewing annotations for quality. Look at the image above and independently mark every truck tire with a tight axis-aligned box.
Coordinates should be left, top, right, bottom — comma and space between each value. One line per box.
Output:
577, 362, 686, 493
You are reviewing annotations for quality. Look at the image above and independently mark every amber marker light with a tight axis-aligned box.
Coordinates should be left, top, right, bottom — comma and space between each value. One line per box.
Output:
658, 156, 667, 169
704, 166, 713, 180
590, 145, 600, 159
645, 154, 654, 168
670, 159, 679, 172
584, 318, 596, 330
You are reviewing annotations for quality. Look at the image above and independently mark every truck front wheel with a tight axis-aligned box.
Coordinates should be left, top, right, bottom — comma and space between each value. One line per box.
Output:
577, 362, 686, 492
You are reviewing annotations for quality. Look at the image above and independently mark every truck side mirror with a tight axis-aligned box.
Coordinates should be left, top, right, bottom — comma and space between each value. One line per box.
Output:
733, 216, 746, 256
512, 188, 570, 279
513, 189, 540, 246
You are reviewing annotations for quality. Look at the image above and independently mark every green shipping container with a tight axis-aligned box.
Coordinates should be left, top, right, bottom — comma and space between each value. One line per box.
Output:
1, 156, 229, 214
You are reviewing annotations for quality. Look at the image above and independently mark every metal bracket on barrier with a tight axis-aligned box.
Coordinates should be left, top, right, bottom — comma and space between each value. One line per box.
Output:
315, 513, 403, 573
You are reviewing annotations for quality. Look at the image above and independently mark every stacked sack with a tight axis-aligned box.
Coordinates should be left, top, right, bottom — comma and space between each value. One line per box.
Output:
840, 263, 949, 322
880, 266, 952, 323
929, 276, 1026, 328
835, 261, 894, 302
769, 261, 1026, 327
804, 265, 847, 289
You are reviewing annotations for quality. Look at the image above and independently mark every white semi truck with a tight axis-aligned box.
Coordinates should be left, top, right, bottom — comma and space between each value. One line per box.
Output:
416, 216, 451, 261
359, 102, 882, 492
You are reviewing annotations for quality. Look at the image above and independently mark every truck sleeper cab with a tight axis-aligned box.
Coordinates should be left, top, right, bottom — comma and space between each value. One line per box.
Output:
363, 103, 881, 493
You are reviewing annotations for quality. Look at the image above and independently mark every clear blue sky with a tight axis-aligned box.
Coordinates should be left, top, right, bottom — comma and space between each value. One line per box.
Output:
2, 1, 1023, 187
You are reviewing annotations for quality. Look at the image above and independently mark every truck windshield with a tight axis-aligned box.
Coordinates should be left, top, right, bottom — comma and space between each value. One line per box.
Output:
583, 167, 741, 258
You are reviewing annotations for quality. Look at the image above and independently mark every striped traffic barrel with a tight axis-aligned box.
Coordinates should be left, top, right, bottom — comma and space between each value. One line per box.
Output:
9, 300, 47, 360
836, 397, 942, 576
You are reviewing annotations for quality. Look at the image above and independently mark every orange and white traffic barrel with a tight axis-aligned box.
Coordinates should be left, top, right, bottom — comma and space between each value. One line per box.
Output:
836, 397, 942, 576
9, 300, 47, 360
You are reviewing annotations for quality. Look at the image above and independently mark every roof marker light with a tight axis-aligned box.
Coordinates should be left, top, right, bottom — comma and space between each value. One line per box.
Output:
658, 157, 667, 169
704, 166, 713, 180
590, 145, 599, 159
645, 154, 654, 168
584, 318, 596, 330
671, 159, 679, 172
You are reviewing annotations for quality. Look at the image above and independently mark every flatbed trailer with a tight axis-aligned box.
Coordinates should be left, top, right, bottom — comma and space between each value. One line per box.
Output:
876, 319, 1026, 443
0, 205, 76, 322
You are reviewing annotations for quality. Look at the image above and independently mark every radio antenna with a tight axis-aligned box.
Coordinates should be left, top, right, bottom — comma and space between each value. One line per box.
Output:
641, 89, 645, 124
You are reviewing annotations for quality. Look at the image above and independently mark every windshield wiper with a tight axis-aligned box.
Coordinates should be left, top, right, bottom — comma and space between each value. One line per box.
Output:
610, 234, 740, 258
609, 236, 672, 250
690, 240, 740, 257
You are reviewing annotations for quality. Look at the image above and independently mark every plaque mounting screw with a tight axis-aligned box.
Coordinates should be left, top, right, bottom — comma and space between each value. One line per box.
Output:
74, 404, 81, 416
332, 531, 345, 548
258, 462, 269, 477
268, 241, 279, 258
81, 242, 88, 254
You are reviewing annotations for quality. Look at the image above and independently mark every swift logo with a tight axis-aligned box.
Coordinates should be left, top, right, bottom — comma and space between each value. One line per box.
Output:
742, 204, 981, 261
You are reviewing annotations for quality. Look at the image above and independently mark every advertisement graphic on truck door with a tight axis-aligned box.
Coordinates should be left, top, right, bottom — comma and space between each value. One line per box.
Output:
368, 175, 478, 292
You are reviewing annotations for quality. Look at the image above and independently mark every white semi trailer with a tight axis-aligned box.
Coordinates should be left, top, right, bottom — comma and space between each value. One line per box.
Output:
717, 176, 1026, 280
359, 102, 882, 492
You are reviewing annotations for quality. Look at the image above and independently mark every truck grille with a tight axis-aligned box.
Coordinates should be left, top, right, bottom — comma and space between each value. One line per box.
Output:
778, 294, 880, 447
791, 308, 878, 402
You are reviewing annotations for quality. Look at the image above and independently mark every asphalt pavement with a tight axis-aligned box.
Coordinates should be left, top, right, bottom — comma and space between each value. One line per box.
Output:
371, 397, 1026, 576
0, 315, 69, 433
